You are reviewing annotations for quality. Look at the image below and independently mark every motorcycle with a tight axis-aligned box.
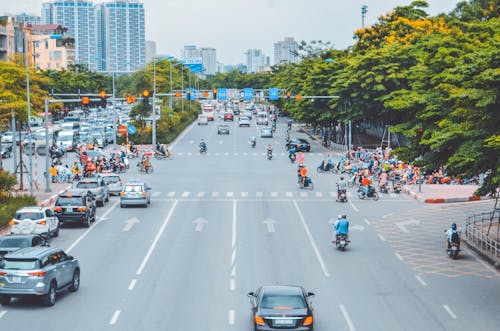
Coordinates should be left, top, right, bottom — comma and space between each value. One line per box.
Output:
299, 176, 314, 190
250, 140, 256, 148
445, 230, 461, 259
127, 150, 139, 159
200, 145, 207, 154
267, 149, 273, 160
393, 182, 402, 194
379, 183, 389, 194
154, 151, 173, 160
357, 186, 379, 200
336, 189, 348, 203
317, 163, 334, 173
335, 234, 349, 251
289, 153, 296, 164
136, 162, 153, 174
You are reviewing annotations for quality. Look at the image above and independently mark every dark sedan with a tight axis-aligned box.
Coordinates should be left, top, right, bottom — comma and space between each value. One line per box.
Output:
287, 138, 311, 152
248, 285, 314, 331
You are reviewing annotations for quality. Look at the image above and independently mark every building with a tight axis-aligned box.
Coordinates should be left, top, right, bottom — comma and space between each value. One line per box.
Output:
14, 13, 41, 27
29, 24, 75, 70
42, 0, 98, 71
0, 16, 16, 61
145, 40, 156, 64
182, 45, 200, 59
200, 47, 216, 75
273, 37, 298, 65
245, 49, 269, 73
99, 0, 146, 72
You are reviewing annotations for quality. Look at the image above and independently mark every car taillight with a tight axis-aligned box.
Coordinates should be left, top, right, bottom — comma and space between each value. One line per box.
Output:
53, 207, 62, 212
120, 192, 125, 196
37, 220, 47, 225
141, 192, 147, 196
254, 316, 265, 326
0, 271, 7, 276
77, 207, 87, 211
303, 316, 313, 326
28, 271, 46, 277
10, 220, 18, 225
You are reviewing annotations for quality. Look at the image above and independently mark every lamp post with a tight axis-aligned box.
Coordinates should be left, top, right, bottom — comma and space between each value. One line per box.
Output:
152, 59, 157, 147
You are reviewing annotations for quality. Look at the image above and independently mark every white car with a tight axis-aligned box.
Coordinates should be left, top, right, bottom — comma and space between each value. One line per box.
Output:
239, 116, 251, 127
10, 206, 59, 238
256, 112, 269, 125
197, 114, 208, 125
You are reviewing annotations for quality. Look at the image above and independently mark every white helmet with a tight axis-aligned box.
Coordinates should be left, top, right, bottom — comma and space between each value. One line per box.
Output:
338, 214, 343, 219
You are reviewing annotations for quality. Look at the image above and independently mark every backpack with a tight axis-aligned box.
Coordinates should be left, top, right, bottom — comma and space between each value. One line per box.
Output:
450, 230, 460, 243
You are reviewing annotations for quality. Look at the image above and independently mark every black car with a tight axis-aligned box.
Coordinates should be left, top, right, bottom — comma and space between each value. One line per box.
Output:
54, 189, 97, 227
248, 285, 314, 331
287, 138, 311, 152
0, 234, 48, 259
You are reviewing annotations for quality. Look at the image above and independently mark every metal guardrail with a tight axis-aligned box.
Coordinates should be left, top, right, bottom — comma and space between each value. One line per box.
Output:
465, 209, 500, 258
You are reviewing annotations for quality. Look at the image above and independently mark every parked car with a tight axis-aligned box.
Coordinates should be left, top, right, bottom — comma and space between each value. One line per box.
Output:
54, 189, 97, 228
75, 177, 109, 207
10, 207, 59, 238
120, 179, 151, 208
0, 247, 80, 306
0, 234, 49, 259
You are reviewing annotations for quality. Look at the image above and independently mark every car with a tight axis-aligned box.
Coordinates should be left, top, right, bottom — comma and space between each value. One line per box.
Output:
197, 114, 209, 125
233, 108, 240, 115
100, 173, 123, 196
243, 111, 253, 119
287, 138, 311, 152
260, 126, 273, 138
75, 177, 110, 207
224, 112, 234, 121
120, 179, 151, 208
239, 116, 251, 127
0, 131, 14, 145
1, 144, 12, 158
256, 112, 269, 125
0, 247, 80, 306
247, 285, 314, 331
0, 234, 49, 259
10, 206, 59, 238
53, 189, 97, 228
218, 124, 230, 135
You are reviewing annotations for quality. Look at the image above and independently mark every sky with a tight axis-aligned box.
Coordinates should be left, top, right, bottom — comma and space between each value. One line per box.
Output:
3, 0, 462, 65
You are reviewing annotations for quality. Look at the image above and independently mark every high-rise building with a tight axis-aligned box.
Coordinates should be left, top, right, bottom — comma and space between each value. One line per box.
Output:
200, 47, 216, 75
42, 0, 98, 71
14, 13, 41, 27
100, 0, 146, 72
245, 49, 269, 73
182, 45, 200, 59
145, 40, 156, 64
273, 37, 298, 65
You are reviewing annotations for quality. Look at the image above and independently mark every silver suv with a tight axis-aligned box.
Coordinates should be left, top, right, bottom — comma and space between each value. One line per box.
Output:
0, 247, 80, 306
75, 177, 110, 206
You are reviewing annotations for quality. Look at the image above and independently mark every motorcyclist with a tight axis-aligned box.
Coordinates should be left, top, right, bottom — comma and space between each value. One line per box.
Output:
297, 151, 305, 164
199, 139, 207, 152
361, 175, 372, 196
377, 171, 388, 191
333, 214, 349, 242
288, 146, 296, 159
445, 223, 460, 250
299, 164, 308, 186
267, 144, 273, 157
250, 136, 256, 148
287, 119, 292, 129
336, 176, 348, 201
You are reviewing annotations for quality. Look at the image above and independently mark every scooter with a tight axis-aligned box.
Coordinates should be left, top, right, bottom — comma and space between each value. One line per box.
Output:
336, 189, 348, 203
200, 145, 207, 154
379, 183, 389, 194
299, 176, 314, 190
250, 140, 256, 148
393, 182, 402, 193
267, 149, 273, 160
357, 186, 379, 200
447, 242, 460, 259
289, 153, 296, 164
335, 234, 350, 251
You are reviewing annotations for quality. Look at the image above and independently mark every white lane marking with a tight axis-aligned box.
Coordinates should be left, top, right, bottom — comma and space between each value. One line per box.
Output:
167, 191, 175, 198
270, 192, 278, 198
152, 191, 161, 198
293, 200, 330, 277
187, 152, 193, 156
230, 278, 235, 291
229, 310, 235, 325
128, 279, 137, 290
227, 192, 234, 198
300, 192, 308, 198
364, 218, 371, 225
224, 152, 229, 156
231, 247, 237, 265
256, 192, 263, 197
197, 192, 205, 198
315, 192, 323, 198
330, 192, 336, 198
122, 217, 140, 232
395, 252, 404, 261
252, 152, 257, 156
109, 310, 121, 325
234, 153, 239, 156
243, 152, 248, 156
67, 200, 119, 253
177, 152, 184, 156
231, 266, 236, 277
181, 191, 190, 198
415, 275, 427, 287
232, 200, 237, 249
0, 311, 6, 319
219, 141, 223, 145
390, 193, 397, 198
349, 202, 359, 212
215, 152, 220, 156
462, 246, 500, 275
286, 192, 293, 197
339, 304, 356, 331
263, 218, 276, 233
212, 192, 220, 197
442, 305, 457, 319
241, 192, 248, 197
136, 200, 178, 275
378, 234, 386, 242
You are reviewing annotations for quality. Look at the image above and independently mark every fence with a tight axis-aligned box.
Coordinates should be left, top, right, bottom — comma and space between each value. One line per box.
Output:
465, 209, 500, 258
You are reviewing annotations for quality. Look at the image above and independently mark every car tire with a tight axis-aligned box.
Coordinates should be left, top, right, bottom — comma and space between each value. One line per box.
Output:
41, 282, 57, 306
98, 200, 104, 207
105, 193, 109, 202
68, 269, 80, 292
0, 295, 11, 305
120, 204, 125, 208
84, 216, 90, 228
53, 225, 59, 237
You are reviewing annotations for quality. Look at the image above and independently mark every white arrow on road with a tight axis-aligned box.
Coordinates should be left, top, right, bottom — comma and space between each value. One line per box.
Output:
262, 218, 276, 233
123, 217, 140, 232
350, 224, 365, 231
396, 219, 420, 233
193, 217, 208, 232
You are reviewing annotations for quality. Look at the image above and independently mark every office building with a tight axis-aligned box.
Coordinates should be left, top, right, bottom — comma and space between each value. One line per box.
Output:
14, 13, 41, 27
145, 40, 156, 64
245, 49, 269, 73
274, 37, 298, 65
182, 45, 200, 59
200, 47, 216, 75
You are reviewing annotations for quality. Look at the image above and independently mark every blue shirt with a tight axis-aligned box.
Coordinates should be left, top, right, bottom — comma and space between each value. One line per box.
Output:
334, 219, 349, 235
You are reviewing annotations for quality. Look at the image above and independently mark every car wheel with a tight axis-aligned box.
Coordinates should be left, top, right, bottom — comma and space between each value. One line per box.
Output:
105, 193, 109, 202
84, 216, 90, 228
53, 225, 59, 237
120, 204, 125, 208
68, 269, 80, 292
41, 282, 57, 306
0, 295, 11, 305
98, 200, 104, 207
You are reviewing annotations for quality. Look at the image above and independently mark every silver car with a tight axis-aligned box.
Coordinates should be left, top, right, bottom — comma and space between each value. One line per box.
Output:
0, 247, 80, 306
100, 174, 123, 196
120, 179, 151, 208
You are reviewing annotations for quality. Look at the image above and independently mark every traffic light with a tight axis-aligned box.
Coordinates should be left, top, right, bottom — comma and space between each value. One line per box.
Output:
213, 88, 217, 100
81, 96, 90, 107
99, 90, 107, 108
295, 94, 302, 101
142, 89, 150, 105
286, 91, 291, 101
126, 95, 136, 105
186, 89, 191, 101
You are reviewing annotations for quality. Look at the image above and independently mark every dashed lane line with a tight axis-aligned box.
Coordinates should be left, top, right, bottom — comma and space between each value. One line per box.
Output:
395, 252, 404, 261
415, 275, 428, 287
349, 202, 359, 212
339, 304, 356, 331
229, 310, 235, 325
442, 305, 457, 319
109, 310, 121, 325
128, 279, 137, 290
0, 311, 6, 319
378, 234, 386, 242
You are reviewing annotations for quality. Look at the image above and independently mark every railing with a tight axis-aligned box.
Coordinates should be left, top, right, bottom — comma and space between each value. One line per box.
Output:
465, 209, 500, 258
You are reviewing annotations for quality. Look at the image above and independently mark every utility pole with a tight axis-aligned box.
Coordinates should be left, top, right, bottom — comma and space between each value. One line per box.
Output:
362, 5, 368, 28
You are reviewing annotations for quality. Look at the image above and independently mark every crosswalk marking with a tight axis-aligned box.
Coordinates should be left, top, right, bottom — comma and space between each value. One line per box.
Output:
197, 192, 205, 198
234, 153, 239, 156
315, 192, 323, 198
243, 152, 248, 156
224, 152, 229, 156
330, 192, 336, 198
286, 192, 293, 198
212, 192, 220, 197
187, 152, 192, 156
167, 192, 175, 198
270, 192, 278, 198
152, 191, 161, 198
300, 192, 308, 197
177, 152, 184, 156
215, 152, 220, 156
252, 152, 257, 156
256, 192, 263, 197
181, 192, 190, 198
241, 192, 248, 197
227, 192, 234, 198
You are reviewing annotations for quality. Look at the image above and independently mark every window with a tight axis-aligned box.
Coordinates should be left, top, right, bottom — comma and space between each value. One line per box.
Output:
54, 51, 62, 61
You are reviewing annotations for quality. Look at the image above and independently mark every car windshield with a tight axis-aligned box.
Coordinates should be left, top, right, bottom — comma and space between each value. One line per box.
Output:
59, 135, 73, 141
77, 182, 98, 189
261, 294, 306, 309
103, 176, 120, 184
0, 238, 29, 248
124, 185, 143, 192
57, 197, 84, 205
0, 258, 39, 270
15, 212, 44, 220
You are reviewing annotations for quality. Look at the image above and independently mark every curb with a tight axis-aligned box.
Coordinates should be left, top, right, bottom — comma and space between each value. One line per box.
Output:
463, 238, 500, 271
37, 185, 72, 207
403, 186, 484, 204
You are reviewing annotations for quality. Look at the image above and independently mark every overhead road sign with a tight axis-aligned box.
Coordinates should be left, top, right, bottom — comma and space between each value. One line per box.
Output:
217, 88, 227, 100
269, 88, 279, 101
182, 57, 203, 73
243, 88, 254, 101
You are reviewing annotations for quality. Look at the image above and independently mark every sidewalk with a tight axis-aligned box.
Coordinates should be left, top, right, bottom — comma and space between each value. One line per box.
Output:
13, 181, 72, 207
404, 184, 484, 203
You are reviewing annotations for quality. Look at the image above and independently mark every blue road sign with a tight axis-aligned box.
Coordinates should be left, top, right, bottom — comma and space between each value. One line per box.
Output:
128, 125, 137, 135
269, 88, 279, 101
218, 88, 227, 100
243, 88, 254, 101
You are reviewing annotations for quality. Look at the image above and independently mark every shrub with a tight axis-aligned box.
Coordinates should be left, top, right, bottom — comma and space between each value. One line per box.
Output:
0, 195, 38, 228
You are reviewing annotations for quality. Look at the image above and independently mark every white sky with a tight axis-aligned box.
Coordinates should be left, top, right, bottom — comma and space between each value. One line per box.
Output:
3, 0, 461, 65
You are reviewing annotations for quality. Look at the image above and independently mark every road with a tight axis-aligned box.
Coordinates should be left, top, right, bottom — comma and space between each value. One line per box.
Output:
1, 114, 499, 331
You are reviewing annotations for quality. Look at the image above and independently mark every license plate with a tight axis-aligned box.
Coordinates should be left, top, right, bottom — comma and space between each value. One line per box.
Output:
341, 240, 346, 245
67, 208, 73, 212
274, 319, 293, 326
0, 282, 5, 287
451, 246, 458, 251
12, 276, 22, 283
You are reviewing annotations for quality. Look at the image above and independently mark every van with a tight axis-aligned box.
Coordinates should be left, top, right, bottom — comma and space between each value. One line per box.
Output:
56, 131, 79, 152
197, 114, 208, 125
256, 112, 268, 125
61, 122, 80, 134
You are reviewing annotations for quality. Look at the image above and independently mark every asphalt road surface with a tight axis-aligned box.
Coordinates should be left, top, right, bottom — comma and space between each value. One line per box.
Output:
1, 115, 499, 331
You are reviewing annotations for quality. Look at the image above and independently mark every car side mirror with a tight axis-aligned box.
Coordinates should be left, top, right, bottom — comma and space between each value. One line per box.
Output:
67, 255, 74, 260
247, 292, 255, 298
146, 187, 151, 191
307, 292, 315, 297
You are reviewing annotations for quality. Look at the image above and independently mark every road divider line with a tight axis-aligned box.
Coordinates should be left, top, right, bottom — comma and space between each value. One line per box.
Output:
442, 305, 457, 319
128, 279, 137, 290
232, 200, 237, 249
66, 200, 119, 253
230, 278, 235, 291
109, 310, 121, 325
231, 266, 236, 277
364, 218, 371, 225
349, 202, 359, 212
395, 252, 404, 261
292, 200, 330, 278
231, 247, 237, 266
0, 310, 6, 319
378, 234, 386, 242
136, 200, 178, 275
339, 304, 356, 331
229, 309, 235, 325
415, 275, 427, 287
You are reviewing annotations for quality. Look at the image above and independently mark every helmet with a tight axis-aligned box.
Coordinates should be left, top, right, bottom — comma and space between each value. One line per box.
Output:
298, 163, 303, 167
340, 176, 344, 180
200, 138, 204, 142
342, 214, 347, 219
451, 223, 457, 230
338, 214, 343, 219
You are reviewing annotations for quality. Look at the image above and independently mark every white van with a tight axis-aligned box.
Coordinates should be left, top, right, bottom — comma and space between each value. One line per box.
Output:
256, 112, 268, 125
197, 114, 208, 125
